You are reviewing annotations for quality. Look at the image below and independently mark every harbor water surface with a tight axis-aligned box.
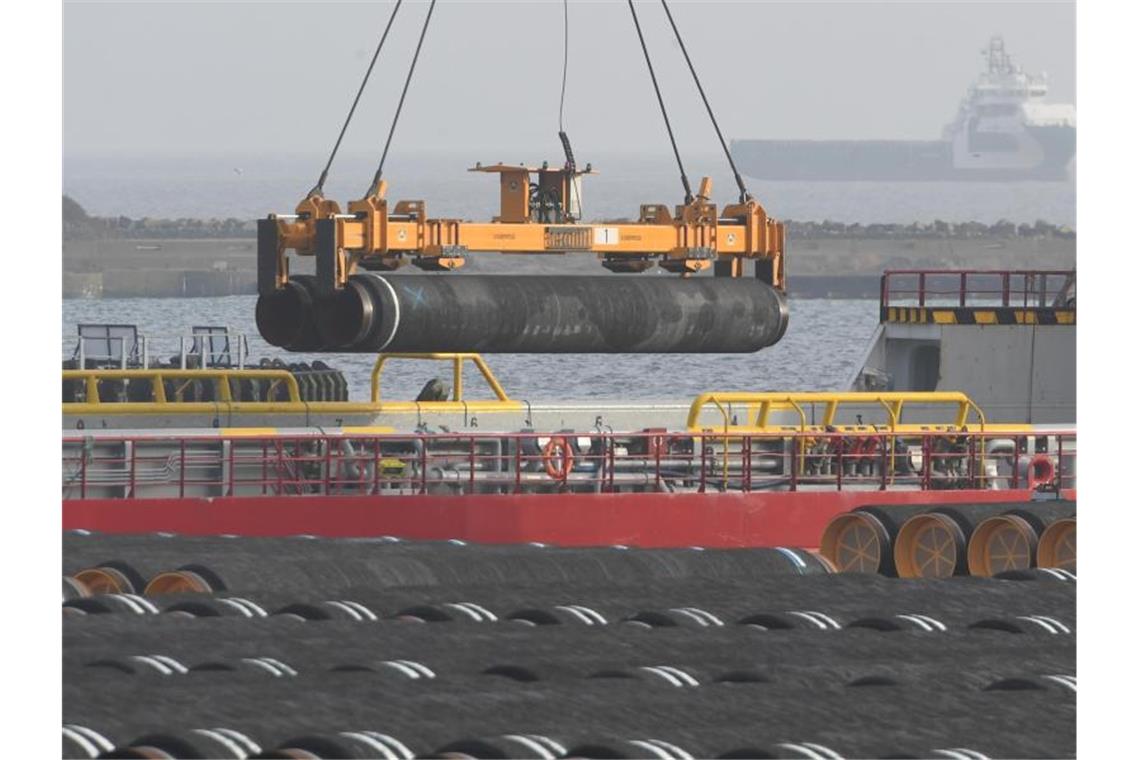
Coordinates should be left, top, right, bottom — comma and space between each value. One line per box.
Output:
63, 296, 877, 401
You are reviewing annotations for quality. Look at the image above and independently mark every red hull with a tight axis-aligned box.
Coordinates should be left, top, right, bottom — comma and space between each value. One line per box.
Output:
62, 489, 1070, 548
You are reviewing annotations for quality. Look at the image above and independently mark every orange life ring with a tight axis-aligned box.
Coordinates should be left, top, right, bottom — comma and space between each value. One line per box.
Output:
543, 436, 574, 480
1027, 454, 1056, 489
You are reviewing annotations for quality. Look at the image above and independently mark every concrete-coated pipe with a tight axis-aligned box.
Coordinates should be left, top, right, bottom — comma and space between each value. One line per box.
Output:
144, 570, 216, 596
255, 274, 323, 350
62, 576, 91, 602
143, 564, 227, 596
264, 732, 419, 759
967, 501, 1076, 577
110, 729, 262, 759
894, 504, 1025, 579
311, 273, 789, 353
1037, 517, 1076, 572
73, 561, 146, 595
819, 504, 934, 576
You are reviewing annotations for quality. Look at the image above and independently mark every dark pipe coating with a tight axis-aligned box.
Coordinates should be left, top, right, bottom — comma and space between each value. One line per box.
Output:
258, 274, 789, 354
255, 274, 322, 351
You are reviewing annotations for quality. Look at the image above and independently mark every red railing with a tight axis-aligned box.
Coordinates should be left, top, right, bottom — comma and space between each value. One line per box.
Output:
62, 429, 1077, 499
881, 270, 1075, 311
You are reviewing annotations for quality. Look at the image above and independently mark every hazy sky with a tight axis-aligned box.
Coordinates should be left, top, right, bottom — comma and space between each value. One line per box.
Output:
64, 0, 1075, 158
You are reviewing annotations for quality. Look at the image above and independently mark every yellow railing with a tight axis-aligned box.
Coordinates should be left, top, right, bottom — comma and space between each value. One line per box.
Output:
63, 369, 301, 406
686, 391, 989, 434
370, 353, 512, 404
687, 391, 996, 483
63, 354, 521, 416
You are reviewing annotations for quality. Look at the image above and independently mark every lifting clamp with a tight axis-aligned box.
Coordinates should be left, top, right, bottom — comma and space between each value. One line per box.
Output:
259, 168, 785, 298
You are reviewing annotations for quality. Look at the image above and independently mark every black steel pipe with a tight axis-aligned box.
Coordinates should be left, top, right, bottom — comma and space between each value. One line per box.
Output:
254, 274, 322, 351
306, 273, 789, 353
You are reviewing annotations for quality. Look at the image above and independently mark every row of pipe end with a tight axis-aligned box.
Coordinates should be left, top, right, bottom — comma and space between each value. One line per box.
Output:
65, 564, 221, 602
820, 509, 1076, 579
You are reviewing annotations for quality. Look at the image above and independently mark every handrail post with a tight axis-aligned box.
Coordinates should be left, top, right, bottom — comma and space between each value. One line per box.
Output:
879, 434, 887, 491
261, 440, 268, 496
1001, 272, 1011, 307
373, 437, 381, 495
179, 439, 186, 498
654, 432, 662, 492
789, 436, 798, 492
967, 434, 976, 488
80, 443, 87, 499
699, 435, 707, 493
836, 435, 844, 492
1012, 435, 1022, 489
743, 436, 751, 493
419, 438, 428, 494
274, 440, 283, 495
324, 438, 333, 495
371, 355, 387, 403
514, 437, 522, 494
469, 435, 476, 493
918, 273, 926, 308
227, 438, 235, 496
959, 272, 967, 307
128, 442, 136, 499
922, 435, 931, 490
1057, 434, 1064, 490
607, 434, 616, 492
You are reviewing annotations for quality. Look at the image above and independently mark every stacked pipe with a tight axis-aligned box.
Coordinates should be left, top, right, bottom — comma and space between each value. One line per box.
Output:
62, 532, 1075, 759
968, 503, 1076, 577
818, 504, 934, 576
63, 535, 831, 599
256, 274, 789, 353
819, 500, 1076, 579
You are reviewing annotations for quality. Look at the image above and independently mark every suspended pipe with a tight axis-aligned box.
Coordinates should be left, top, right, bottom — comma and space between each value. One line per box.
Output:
254, 274, 323, 351
263, 274, 791, 353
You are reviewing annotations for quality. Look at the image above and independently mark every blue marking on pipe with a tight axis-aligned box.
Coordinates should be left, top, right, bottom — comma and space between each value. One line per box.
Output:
402, 285, 426, 307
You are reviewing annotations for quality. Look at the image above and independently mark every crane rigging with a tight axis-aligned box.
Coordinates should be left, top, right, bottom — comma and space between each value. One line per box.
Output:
257, 0, 787, 354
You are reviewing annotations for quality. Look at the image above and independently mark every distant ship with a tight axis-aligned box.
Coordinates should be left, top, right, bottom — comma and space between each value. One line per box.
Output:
732, 36, 1076, 182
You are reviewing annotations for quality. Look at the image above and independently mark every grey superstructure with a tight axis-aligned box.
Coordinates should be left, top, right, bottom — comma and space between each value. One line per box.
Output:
732, 37, 1075, 182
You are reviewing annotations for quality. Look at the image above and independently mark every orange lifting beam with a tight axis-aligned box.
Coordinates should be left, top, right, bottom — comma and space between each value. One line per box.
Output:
259, 164, 785, 298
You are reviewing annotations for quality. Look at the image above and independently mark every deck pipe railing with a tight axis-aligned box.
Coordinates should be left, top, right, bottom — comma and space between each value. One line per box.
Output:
62, 429, 1076, 499
880, 269, 1075, 310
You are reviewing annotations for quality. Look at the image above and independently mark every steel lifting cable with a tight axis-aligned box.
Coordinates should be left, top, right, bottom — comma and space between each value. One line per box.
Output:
558, 0, 583, 220
559, 0, 570, 134
367, 0, 438, 197
626, 0, 693, 204
659, 0, 751, 203
309, 0, 404, 198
